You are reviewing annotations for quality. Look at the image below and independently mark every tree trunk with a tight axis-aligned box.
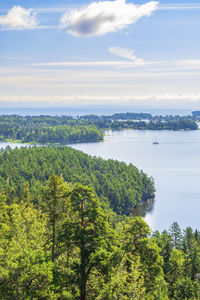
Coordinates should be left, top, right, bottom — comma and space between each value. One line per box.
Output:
52, 218, 55, 262
80, 241, 87, 300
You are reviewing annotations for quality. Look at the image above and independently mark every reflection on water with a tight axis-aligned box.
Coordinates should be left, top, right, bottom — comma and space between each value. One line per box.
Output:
131, 198, 155, 218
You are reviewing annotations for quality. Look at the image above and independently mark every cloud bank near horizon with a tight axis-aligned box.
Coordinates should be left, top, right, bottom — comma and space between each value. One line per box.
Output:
60, 0, 159, 36
1, 93, 200, 107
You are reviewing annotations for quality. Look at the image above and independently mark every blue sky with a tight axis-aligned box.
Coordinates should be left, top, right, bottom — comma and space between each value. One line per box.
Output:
0, 0, 200, 109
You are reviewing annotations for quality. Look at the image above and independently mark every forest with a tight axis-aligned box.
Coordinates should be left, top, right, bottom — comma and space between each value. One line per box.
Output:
93, 119, 198, 131
0, 115, 103, 144
0, 114, 198, 145
0, 146, 154, 215
0, 173, 199, 299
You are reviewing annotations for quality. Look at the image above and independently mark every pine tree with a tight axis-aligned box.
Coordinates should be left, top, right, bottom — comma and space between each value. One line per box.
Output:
43, 174, 69, 262
62, 184, 108, 300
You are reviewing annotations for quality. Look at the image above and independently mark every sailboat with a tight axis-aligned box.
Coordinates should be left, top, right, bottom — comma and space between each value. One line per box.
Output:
153, 137, 159, 145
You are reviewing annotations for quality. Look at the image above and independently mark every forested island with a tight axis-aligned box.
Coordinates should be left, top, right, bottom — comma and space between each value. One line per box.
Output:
0, 113, 198, 145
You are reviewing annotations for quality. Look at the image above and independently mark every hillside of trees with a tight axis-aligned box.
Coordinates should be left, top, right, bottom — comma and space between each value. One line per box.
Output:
0, 142, 199, 298
0, 146, 154, 215
0, 174, 199, 299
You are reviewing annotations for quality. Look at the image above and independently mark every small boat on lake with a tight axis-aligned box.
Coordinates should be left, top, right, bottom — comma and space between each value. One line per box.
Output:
153, 137, 159, 145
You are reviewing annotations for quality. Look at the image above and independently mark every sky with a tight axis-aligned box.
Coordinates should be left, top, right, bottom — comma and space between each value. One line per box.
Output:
0, 0, 200, 110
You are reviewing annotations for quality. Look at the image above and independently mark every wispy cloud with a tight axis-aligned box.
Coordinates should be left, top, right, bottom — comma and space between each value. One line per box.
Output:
158, 3, 200, 10
32, 60, 149, 67
109, 47, 137, 60
0, 6, 38, 29
31, 58, 200, 71
108, 47, 145, 66
60, 0, 159, 36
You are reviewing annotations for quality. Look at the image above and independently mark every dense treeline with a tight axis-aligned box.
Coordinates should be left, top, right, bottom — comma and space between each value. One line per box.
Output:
93, 119, 198, 131
0, 114, 198, 145
147, 119, 198, 130
79, 112, 198, 130
0, 115, 103, 144
0, 146, 154, 215
79, 112, 196, 122
20, 125, 103, 144
79, 112, 153, 120
153, 223, 200, 299
0, 175, 199, 299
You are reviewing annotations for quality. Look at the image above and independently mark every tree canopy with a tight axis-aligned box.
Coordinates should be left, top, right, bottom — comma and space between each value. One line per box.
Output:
0, 178, 199, 299
0, 146, 155, 215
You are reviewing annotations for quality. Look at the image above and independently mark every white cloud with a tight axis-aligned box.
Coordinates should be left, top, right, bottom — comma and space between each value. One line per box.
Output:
60, 0, 159, 36
0, 6, 38, 29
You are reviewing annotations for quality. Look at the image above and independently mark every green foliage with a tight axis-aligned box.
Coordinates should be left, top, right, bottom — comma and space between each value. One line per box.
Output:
96, 256, 146, 300
0, 113, 199, 300
0, 149, 199, 300
123, 217, 168, 298
82, 116, 198, 131
169, 222, 183, 249
43, 174, 69, 262
153, 225, 200, 299
61, 184, 109, 300
0, 201, 53, 299
0, 181, 200, 299
173, 277, 199, 300
0, 115, 103, 144
0, 114, 197, 147
0, 146, 154, 215
80, 112, 198, 130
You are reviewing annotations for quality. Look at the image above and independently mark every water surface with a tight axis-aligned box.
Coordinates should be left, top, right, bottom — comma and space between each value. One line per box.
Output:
70, 130, 200, 231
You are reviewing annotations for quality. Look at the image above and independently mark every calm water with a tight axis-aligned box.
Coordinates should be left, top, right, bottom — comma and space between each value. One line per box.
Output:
0, 142, 31, 149
1, 129, 200, 231
0, 106, 193, 116
70, 130, 200, 231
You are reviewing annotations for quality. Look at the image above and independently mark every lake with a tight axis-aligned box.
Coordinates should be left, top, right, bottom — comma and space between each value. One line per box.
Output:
70, 130, 200, 231
1, 129, 200, 231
